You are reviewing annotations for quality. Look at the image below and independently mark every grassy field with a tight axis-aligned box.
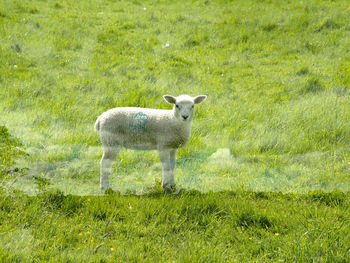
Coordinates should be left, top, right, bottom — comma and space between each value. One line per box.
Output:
0, 0, 349, 194
0, 187, 349, 262
0, 0, 349, 261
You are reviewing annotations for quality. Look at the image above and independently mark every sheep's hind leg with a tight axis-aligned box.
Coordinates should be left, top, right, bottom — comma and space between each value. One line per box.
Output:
158, 148, 176, 191
100, 146, 120, 192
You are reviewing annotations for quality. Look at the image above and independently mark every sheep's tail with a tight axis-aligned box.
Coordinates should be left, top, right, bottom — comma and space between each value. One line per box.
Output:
94, 117, 100, 132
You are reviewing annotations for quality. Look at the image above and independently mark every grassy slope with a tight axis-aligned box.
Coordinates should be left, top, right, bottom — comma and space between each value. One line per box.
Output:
0, 0, 350, 194
0, 188, 349, 262
0, 1, 350, 261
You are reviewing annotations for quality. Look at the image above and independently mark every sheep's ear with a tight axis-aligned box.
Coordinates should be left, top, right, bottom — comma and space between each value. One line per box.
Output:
163, 95, 177, 104
193, 95, 207, 104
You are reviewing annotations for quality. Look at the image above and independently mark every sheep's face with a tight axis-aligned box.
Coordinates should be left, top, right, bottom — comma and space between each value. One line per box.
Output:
163, 94, 207, 122
175, 99, 194, 122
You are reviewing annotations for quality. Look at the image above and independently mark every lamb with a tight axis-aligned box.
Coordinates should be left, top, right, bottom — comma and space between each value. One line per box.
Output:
94, 94, 207, 192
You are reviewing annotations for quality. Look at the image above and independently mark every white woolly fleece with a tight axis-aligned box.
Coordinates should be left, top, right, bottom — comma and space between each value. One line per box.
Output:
95, 107, 192, 150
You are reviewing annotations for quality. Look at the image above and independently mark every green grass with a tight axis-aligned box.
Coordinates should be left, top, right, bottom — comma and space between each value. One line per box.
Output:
0, 0, 349, 194
0, 0, 349, 260
0, 187, 349, 262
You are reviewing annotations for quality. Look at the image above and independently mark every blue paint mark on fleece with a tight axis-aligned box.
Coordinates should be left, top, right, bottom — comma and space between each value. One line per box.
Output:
129, 112, 149, 132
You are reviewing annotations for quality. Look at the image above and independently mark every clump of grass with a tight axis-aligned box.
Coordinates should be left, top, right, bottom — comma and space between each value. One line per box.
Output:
236, 209, 273, 229
10, 44, 22, 53
39, 189, 65, 209
308, 190, 346, 206
315, 18, 340, 32
54, 3, 63, 9
296, 67, 309, 76
33, 175, 51, 192
336, 61, 350, 88
304, 41, 318, 53
0, 126, 25, 176
301, 76, 324, 94
238, 33, 249, 44
261, 23, 278, 32
39, 189, 84, 215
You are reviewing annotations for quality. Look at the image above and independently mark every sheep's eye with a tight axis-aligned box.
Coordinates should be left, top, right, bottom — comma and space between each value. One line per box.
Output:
176, 105, 179, 108
191, 105, 194, 109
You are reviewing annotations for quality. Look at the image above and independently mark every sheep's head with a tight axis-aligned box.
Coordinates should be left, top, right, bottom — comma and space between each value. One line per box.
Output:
163, 94, 207, 122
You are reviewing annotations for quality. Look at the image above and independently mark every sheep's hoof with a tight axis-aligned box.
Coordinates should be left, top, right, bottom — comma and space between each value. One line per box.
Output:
100, 185, 109, 193
104, 188, 117, 195
163, 184, 177, 193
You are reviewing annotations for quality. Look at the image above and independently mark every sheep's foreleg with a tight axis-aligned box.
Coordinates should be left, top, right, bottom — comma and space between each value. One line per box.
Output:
169, 149, 177, 187
158, 148, 177, 191
100, 146, 120, 192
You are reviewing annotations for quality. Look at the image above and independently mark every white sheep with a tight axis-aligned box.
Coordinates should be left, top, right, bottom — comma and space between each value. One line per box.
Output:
94, 94, 207, 192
